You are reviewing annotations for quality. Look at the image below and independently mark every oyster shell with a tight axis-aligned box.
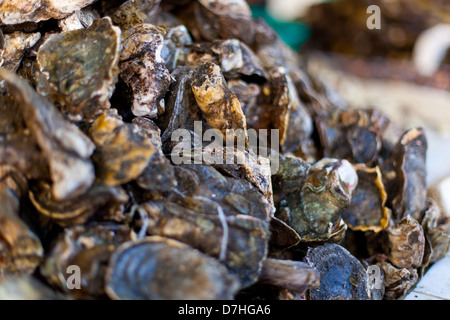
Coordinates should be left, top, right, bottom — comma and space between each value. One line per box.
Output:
274, 157, 357, 242
306, 243, 380, 300
382, 215, 426, 269
0, 31, 41, 71
376, 260, 418, 300
36, 17, 121, 121
421, 199, 450, 263
29, 180, 129, 227
342, 164, 391, 233
139, 164, 272, 287
316, 109, 390, 165
58, 7, 100, 32
119, 23, 172, 118
0, 166, 43, 278
40, 223, 132, 299
0, 69, 95, 200
89, 110, 155, 186
105, 236, 240, 300
381, 128, 427, 221
0, 0, 97, 25
191, 61, 247, 142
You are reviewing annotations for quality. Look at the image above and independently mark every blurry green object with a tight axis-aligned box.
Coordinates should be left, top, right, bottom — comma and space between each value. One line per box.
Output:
250, 5, 311, 50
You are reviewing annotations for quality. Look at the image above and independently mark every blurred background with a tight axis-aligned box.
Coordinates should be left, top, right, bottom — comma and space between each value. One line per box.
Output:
248, 0, 450, 196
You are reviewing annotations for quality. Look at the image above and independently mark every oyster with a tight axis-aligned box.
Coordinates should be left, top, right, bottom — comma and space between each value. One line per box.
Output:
382, 215, 426, 269
191, 61, 247, 142
381, 128, 427, 221
274, 157, 358, 242
341, 164, 391, 233
0, 0, 97, 25
316, 109, 390, 165
105, 236, 240, 300
186, 39, 266, 78
58, 7, 100, 32
36, 17, 121, 121
189, 0, 255, 45
376, 260, 418, 300
306, 243, 381, 300
421, 199, 450, 263
0, 31, 41, 71
0, 166, 43, 278
119, 23, 172, 118
0, 276, 67, 300
89, 110, 155, 186
139, 164, 272, 287
40, 223, 132, 299
133, 117, 178, 196
29, 180, 129, 227
0, 69, 95, 200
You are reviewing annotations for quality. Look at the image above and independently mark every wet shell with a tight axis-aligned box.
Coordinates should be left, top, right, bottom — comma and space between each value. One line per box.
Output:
342, 164, 391, 233
191, 61, 247, 142
29, 180, 129, 227
119, 23, 172, 118
36, 17, 121, 121
89, 110, 155, 186
105, 236, 240, 300
0, 31, 41, 71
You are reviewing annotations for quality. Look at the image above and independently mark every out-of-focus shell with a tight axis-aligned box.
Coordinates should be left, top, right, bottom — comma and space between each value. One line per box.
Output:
376, 261, 418, 300
342, 164, 391, 233
316, 109, 390, 165
0, 0, 98, 25
89, 110, 155, 186
381, 128, 427, 221
58, 7, 100, 32
105, 236, 240, 300
258, 258, 320, 295
119, 23, 172, 118
40, 223, 132, 299
0, 166, 43, 278
0, 31, 41, 71
36, 17, 121, 121
0, 69, 95, 200
383, 215, 426, 269
109, 0, 161, 31
29, 180, 129, 227
188, 0, 254, 45
306, 243, 379, 300
421, 199, 450, 263
0, 276, 68, 300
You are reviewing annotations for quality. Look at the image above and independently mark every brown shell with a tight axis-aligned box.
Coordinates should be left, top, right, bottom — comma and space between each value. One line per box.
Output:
382, 215, 426, 269
381, 128, 427, 221
36, 17, 121, 121
89, 110, 155, 186
191, 61, 247, 142
119, 23, 172, 118
0, 68, 95, 200
105, 236, 240, 300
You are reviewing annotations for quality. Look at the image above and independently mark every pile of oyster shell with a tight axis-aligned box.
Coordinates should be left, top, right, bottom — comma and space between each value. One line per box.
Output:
0, 0, 449, 300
